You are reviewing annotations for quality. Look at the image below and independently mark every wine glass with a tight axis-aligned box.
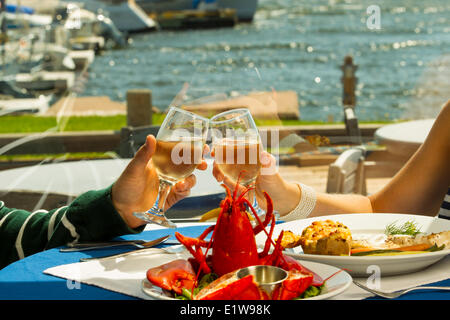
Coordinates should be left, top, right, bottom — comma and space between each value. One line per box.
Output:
210, 108, 265, 219
133, 106, 209, 228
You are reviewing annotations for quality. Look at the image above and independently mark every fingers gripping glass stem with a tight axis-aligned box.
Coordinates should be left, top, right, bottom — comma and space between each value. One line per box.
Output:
133, 179, 176, 228
133, 106, 209, 228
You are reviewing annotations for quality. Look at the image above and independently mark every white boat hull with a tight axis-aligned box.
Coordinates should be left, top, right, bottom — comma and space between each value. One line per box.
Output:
0, 95, 51, 115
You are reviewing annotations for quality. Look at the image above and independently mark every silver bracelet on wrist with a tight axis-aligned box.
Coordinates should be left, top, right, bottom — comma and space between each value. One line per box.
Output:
281, 183, 317, 221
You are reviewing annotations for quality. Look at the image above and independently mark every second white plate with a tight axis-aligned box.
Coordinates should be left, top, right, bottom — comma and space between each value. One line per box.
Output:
256, 213, 450, 277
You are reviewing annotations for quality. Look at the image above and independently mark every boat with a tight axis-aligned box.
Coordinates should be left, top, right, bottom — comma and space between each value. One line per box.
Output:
63, 7, 127, 49
135, 0, 258, 22
3, 11, 53, 29
0, 94, 51, 115
100, 0, 158, 33
65, 0, 158, 33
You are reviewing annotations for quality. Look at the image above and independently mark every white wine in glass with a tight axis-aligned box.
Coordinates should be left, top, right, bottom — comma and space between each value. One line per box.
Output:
210, 108, 264, 216
214, 138, 262, 186
133, 107, 209, 228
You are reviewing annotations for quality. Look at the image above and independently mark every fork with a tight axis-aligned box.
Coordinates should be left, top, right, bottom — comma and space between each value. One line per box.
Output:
353, 280, 450, 299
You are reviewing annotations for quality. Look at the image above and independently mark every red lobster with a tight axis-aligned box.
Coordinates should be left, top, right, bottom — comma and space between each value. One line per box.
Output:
147, 182, 324, 300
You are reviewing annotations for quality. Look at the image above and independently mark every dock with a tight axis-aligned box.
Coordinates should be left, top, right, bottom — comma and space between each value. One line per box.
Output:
182, 91, 300, 120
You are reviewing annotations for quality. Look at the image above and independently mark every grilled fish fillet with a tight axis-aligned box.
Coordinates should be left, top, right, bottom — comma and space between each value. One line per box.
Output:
386, 231, 450, 249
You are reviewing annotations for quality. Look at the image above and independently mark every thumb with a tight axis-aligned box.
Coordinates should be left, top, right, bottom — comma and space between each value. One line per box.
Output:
131, 135, 156, 167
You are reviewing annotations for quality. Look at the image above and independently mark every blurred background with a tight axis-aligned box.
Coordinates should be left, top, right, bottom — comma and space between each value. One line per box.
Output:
0, 0, 448, 218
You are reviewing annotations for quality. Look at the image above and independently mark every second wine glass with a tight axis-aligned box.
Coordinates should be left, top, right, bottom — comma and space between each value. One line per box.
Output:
210, 108, 265, 218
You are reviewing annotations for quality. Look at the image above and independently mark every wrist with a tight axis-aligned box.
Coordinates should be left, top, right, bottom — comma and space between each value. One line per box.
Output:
280, 183, 317, 221
111, 183, 146, 229
261, 173, 300, 215
277, 180, 301, 215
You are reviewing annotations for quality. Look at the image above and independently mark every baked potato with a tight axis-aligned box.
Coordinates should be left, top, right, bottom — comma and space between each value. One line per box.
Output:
279, 220, 352, 256
301, 220, 352, 256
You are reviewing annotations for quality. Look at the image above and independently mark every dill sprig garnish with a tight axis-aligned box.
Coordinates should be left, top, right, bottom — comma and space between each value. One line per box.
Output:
385, 220, 422, 236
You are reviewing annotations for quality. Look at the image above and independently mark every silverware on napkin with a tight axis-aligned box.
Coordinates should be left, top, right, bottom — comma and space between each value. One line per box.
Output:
60, 240, 147, 252
78, 235, 171, 262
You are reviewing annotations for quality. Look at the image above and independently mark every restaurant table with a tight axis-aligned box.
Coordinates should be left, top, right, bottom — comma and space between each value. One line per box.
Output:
0, 158, 224, 219
374, 119, 434, 158
0, 223, 448, 300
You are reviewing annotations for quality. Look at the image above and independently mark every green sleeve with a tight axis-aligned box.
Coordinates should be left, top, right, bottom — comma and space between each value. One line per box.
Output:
0, 185, 144, 269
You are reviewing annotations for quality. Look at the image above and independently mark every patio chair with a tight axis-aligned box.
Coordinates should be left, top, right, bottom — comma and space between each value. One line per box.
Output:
118, 125, 160, 158
326, 146, 367, 195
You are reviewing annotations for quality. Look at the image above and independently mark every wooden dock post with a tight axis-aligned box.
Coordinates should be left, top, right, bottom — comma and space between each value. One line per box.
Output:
126, 89, 153, 127
341, 55, 362, 145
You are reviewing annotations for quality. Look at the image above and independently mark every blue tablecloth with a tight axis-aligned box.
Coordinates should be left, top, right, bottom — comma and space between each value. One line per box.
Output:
0, 224, 448, 300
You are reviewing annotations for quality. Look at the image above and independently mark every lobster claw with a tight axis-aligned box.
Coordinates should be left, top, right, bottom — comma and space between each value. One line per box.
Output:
195, 272, 269, 300
271, 269, 313, 300
146, 259, 197, 295
279, 255, 324, 287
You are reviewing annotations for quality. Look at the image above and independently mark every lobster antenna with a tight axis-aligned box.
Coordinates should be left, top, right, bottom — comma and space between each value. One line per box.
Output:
221, 184, 232, 199
242, 197, 276, 247
233, 170, 248, 200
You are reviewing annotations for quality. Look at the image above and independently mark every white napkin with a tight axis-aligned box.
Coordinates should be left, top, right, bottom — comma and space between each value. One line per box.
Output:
44, 250, 450, 300
44, 248, 190, 300
333, 255, 450, 300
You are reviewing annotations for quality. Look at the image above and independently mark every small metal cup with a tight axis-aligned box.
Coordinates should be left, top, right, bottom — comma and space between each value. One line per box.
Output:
236, 265, 288, 296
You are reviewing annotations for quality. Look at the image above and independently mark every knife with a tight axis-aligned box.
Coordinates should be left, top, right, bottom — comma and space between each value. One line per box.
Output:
60, 240, 147, 252
79, 235, 170, 262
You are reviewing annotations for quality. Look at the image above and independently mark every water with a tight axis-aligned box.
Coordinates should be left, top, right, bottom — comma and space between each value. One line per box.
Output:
82, 0, 450, 122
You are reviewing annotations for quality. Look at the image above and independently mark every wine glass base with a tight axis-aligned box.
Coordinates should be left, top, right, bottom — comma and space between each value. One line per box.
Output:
133, 211, 177, 229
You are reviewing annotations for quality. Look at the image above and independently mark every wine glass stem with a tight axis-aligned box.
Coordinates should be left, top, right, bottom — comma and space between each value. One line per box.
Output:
155, 179, 172, 214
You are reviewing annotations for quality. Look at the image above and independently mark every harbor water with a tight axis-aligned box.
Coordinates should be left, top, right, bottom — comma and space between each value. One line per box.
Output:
83, 0, 450, 122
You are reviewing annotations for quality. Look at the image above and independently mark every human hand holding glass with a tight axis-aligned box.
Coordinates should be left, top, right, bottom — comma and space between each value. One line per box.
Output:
133, 107, 209, 228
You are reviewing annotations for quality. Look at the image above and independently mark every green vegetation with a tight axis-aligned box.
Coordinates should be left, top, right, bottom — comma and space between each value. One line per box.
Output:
0, 152, 116, 161
0, 114, 165, 134
384, 220, 422, 236
294, 284, 325, 299
175, 273, 219, 300
0, 114, 395, 134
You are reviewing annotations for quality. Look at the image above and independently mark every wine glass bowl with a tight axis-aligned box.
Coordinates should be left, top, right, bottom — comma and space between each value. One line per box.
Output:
210, 108, 264, 216
213, 138, 262, 186
133, 107, 209, 228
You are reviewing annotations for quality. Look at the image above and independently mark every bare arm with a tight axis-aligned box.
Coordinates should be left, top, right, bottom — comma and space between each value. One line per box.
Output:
368, 100, 450, 216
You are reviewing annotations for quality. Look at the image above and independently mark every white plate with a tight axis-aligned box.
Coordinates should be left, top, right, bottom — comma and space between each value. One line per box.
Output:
141, 260, 352, 300
256, 214, 450, 277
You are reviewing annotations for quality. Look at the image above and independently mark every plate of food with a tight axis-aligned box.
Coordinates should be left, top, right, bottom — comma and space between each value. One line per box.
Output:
257, 213, 450, 277
141, 259, 352, 300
